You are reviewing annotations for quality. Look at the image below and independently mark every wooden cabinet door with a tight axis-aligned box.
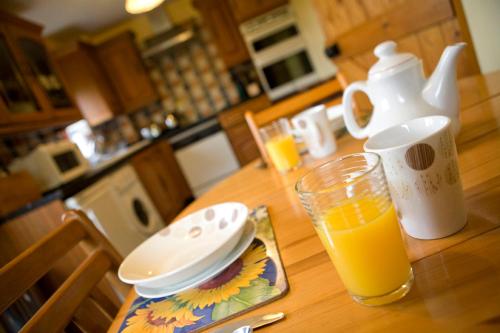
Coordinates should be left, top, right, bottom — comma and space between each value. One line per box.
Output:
4, 22, 77, 117
154, 141, 192, 208
193, 0, 249, 68
0, 28, 44, 124
131, 141, 192, 224
131, 145, 177, 224
228, 0, 288, 23
56, 43, 122, 126
96, 32, 158, 113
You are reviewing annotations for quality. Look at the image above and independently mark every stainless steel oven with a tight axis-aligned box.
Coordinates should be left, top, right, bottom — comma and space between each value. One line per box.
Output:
240, 5, 320, 100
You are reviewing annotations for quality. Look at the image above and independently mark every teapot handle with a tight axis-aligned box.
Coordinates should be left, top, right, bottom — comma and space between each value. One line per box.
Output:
342, 81, 372, 139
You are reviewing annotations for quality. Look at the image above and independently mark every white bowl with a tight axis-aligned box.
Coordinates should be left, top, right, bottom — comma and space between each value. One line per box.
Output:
118, 202, 248, 288
134, 220, 256, 298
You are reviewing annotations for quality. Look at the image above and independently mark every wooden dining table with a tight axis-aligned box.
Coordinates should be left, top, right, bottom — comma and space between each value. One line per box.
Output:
109, 71, 500, 332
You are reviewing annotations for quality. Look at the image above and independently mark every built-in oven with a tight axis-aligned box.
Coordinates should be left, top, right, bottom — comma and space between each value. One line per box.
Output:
240, 5, 320, 101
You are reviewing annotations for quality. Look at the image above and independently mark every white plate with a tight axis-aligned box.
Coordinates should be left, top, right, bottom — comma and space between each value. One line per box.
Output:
135, 221, 256, 298
119, 202, 248, 289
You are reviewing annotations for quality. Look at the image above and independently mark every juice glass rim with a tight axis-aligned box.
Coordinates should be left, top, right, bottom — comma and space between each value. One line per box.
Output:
295, 152, 382, 197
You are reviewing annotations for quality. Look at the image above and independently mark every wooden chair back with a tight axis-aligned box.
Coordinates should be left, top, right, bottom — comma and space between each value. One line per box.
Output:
315, 0, 481, 122
0, 210, 128, 332
244, 78, 343, 164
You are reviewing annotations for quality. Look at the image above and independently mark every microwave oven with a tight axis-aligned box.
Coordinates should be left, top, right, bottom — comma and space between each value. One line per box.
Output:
9, 140, 90, 191
240, 5, 320, 101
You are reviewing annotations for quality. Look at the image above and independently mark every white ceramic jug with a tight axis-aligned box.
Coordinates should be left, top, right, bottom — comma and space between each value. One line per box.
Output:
342, 40, 466, 139
292, 105, 337, 159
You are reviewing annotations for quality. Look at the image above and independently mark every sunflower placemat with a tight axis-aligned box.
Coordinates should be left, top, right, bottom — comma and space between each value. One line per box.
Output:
118, 206, 288, 333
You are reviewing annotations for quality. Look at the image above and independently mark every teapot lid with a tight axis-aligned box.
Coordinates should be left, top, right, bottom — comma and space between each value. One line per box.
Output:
369, 41, 418, 78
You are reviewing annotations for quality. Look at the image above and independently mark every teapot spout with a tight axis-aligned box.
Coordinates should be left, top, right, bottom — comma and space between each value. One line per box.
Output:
422, 42, 466, 135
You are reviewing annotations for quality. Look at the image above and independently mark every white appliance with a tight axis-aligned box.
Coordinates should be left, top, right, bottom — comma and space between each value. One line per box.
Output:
9, 140, 89, 191
65, 119, 96, 160
65, 165, 164, 256
173, 130, 240, 198
240, 5, 321, 101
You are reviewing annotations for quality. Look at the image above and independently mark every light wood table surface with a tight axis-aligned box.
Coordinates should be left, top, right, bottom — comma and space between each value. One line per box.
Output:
109, 71, 500, 332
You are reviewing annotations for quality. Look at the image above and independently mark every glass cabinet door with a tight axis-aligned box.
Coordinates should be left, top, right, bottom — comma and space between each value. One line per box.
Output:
16, 36, 72, 109
0, 34, 40, 114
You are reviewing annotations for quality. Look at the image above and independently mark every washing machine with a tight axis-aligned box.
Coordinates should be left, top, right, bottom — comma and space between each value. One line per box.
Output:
65, 165, 164, 256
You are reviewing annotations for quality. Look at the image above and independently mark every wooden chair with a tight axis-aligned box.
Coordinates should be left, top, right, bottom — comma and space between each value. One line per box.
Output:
244, 77, 344, 164
0, 209, 129, 332
314, 0, 481, 124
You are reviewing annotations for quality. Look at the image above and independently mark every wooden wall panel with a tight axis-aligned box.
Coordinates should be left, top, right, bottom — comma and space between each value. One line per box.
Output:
397, 34, 424, 67
440, 18, 478, 78
353, 51, 377, 71
417, 25, 447, 75
361, 0, 389, 17
343, 0, 368, 27
313, 0, 480, 81
333, 0, 453, 60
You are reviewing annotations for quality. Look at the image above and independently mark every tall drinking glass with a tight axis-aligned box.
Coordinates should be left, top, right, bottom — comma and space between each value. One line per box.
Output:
296, 153, 413, 306
260, 119, 301, 173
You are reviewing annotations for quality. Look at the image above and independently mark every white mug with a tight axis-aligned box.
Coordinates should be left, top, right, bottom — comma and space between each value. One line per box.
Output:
364, 116, 466, 240
292, 105, 337, 159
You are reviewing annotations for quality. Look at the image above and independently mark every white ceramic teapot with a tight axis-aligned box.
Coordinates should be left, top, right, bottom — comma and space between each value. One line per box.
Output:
342, 40, 466, 139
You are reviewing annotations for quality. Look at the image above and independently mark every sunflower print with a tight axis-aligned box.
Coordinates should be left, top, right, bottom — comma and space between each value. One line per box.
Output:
175, 243, 268, 309
122, 300, 202, 333
119, 206, 286, 333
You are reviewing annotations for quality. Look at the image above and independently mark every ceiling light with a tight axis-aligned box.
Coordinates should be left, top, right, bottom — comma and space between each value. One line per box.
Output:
125, 0, 165, 14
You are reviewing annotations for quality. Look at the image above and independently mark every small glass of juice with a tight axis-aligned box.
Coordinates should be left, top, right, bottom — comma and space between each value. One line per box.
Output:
295, 152, 413, 306
260, 119, 301, 173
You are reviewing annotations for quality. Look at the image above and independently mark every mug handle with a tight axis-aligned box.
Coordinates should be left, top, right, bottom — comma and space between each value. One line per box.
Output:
342, 81, 372, 139
291, 118, 320, 145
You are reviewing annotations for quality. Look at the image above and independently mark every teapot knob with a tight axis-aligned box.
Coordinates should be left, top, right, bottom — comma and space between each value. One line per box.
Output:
374, 40, 397, 58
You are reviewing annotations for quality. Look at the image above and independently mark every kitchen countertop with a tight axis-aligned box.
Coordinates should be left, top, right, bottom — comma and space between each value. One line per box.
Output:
0, 113, 221, 223
0, 139, 156, 223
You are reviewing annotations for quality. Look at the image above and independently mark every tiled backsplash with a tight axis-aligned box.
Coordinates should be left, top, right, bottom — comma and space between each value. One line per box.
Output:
145, 24, 242, 125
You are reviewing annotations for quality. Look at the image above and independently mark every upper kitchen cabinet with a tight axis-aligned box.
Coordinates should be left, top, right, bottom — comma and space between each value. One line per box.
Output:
228, 0, 288, 23
0, 31, 42, 124
96, 32, 159, 113
193, 0, 249, 68
56, 42, 122, 126
0, 11, 79, 128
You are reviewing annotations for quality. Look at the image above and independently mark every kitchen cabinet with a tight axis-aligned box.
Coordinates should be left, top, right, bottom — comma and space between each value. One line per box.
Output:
193, 0, 249, 68
96, 32, 158, 113
56, 42, 122, 126
218, 95, 271, 165
228, 0, 288, 23
0, 31, 42, 124
131, 141, 192, 224
0, 11, 80, 131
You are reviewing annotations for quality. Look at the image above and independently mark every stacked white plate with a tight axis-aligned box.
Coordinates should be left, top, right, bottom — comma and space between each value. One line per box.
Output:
118, 202, 256, 298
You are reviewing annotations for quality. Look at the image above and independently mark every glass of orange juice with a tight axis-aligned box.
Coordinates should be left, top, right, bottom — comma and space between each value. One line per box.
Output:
260, 119, 301, 173
296, 153, 413, 306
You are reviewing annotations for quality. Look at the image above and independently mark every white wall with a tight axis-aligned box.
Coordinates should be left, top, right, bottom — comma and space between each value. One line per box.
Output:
290, 0, 337, 79
461, 0, 500, 73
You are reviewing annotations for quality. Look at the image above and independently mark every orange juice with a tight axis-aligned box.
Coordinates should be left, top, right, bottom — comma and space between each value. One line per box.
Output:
316, 196, 411, 298
265, 134, 300, 172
